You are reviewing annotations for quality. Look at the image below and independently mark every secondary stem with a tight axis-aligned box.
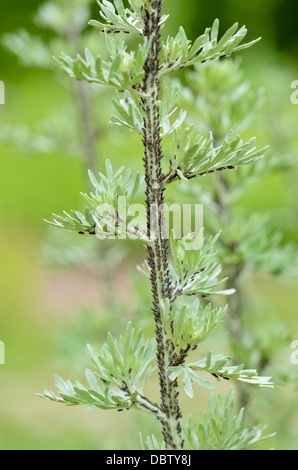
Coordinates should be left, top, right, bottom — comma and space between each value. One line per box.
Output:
214, 173, 250, 409
140, 0, 183, 449
68, 28, 98, 182
76, 80, 98, 179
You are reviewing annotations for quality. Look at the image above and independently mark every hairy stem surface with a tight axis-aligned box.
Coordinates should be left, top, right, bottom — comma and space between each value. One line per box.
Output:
140, 0, 183, 449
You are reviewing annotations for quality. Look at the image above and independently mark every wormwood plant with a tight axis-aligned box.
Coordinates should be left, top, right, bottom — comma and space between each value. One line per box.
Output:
40, 0, 275, 450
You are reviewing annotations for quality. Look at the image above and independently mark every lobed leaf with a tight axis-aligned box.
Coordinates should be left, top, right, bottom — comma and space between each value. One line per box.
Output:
46, 160, 146, 241
185, 390, 275, 450
161, 298, 227, 359
39, 323, 157, 412
55, 38, 150, 93
165, 127, 268, 184
160, 20, 261, 77
169, 230, 235, 298
187, 352, 273, 387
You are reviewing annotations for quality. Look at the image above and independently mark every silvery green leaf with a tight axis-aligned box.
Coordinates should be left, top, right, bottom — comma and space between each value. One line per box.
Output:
89, 0, 143, 35
165, 127, 268, 183
170, 230, 234, 297
160, 20, 261, 77
55, 38, 149, 93
185, 390, 275, 450
189, 354, 274, 388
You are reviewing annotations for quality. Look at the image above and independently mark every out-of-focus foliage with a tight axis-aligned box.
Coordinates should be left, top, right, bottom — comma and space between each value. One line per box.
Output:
185, 390, 273, 450
172, 39, 298, 447
1, 0, 110, 162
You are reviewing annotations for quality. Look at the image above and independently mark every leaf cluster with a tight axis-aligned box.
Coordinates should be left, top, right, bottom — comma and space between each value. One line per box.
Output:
140, 434, 166, 450
169, 352, 273, 399
39, 322, 157, 411
46, 159, 144, 239
165, 127, 268, 183
89, 0, 169, 35
170, 231, 235, 298
161, 298, 227, 358
56, 37, 150, 93
111, 85, 186, 137
160, 20, 261, 77
185, 390, 273, 450
39, 372, 135, 411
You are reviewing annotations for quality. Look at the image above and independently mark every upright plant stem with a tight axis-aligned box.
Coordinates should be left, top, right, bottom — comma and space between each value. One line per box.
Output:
76, 80, 97, 179
215, 174, 250, 409
140, 0, 183, 449
68, 29, 98, 182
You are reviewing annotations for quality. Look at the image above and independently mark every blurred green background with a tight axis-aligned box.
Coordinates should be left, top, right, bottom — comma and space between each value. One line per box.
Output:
0, 0, 297, 450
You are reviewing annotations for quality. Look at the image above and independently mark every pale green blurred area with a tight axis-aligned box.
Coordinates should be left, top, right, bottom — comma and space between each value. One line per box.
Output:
0, 0, 298, 450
